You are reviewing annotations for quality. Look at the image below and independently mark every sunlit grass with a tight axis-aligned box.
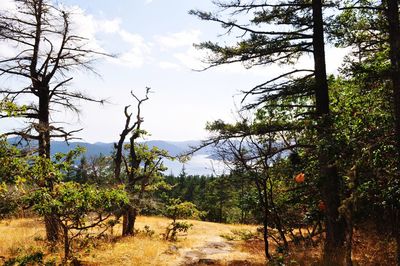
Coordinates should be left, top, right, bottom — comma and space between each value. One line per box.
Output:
0, 216, 265, 265
2, 217, 394, 265
0, 218, 46, 257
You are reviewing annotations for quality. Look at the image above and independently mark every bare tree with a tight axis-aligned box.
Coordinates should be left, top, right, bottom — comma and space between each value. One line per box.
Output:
0, 0, 106, 241
114, 88, 170, 236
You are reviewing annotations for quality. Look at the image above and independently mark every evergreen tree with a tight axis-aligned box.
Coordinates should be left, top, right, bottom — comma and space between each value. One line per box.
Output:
191, 0, 346, 262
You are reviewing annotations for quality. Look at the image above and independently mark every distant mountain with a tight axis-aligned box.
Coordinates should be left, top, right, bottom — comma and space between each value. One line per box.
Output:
6, 138, 219, 175
7, 137, 209, 158
6, 138, 290, 176
50, 141, 113, 157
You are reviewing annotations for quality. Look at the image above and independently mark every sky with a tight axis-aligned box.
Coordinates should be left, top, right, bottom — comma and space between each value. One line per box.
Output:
0, 0, 349, 143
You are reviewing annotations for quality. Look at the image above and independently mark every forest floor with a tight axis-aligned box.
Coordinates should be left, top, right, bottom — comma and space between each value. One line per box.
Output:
0, 216, 397, 265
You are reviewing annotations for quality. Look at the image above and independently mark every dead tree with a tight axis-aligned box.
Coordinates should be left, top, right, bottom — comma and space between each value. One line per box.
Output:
114, 88, 169, 236
0, 0, 106, 241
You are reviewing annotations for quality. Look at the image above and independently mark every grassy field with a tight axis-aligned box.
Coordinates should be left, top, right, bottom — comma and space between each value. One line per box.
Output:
0, 216, 265, 265
0, 217, 396, 265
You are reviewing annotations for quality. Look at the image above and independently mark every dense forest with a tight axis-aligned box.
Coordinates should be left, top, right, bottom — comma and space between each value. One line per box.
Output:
1, 0, 400, 265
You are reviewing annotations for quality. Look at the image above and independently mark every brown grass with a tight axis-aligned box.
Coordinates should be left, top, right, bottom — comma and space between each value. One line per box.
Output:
0, 216, 264, 265
236, 225, 397, 266
1, 217, 395, 266
0, 218, 46, 257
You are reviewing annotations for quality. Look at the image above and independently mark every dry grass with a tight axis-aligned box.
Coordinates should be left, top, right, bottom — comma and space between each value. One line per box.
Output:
1, 217, 395, 265
82, 235, 172, 266
0, 216, 264, 265
0, 218, 46, 257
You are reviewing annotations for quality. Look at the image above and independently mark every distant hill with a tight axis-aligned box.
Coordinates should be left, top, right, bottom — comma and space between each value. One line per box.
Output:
50, 140, 208, 158
7, 138, 218, 175
7, 138, 208, 157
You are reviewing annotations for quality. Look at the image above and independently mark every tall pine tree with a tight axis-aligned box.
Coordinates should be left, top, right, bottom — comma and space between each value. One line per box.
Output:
191, 0, 346, 263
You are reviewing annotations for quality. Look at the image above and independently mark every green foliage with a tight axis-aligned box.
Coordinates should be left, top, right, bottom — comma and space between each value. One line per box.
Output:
164, 198, 203, 241
0, 188, 20, 219
0, 139, 29, 185
158, 173, 255, 224
0, 98, 27, 118
26, 180, 128, 260
3, 251, 55, 266
28, 182, 128, 219
165, 221, 193, 241
135, 225, 155, 237
164, 198, 203, 222
0, 139, 30, 219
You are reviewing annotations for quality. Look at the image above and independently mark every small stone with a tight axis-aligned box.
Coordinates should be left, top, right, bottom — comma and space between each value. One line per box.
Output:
165, 245, 179, 254
197, 258, 217, 265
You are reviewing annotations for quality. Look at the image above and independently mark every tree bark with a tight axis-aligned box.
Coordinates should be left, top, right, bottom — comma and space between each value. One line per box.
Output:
386, 0, 400, 157
38, 85, 50, 158
122, 206, 137, 236
45, 214, 60, 242
396, 224, 400, 266
255, 178, 271, 260
63, 222, 70, 264
38, 84, 60, 242
385, 1, 400, 265
312, 0, 347, 264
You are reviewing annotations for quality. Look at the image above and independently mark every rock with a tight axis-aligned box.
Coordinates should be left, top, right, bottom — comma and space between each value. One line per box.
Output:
198, 258, 218, 265
227, 260, 253, 266
165, 245, 179, 254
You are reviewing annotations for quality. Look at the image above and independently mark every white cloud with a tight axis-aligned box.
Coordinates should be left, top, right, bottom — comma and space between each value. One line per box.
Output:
0, 0, 16, 11
100, 18, 122, 34
109, 30, 151, 68
111, 48, 148, 68
67, 8, 107, 54
67, 7, 151, 68
174, 46, 208, 70
155, 30, 201, 49
119, 30, 145, 46
0, 43, 17, 58
173, 45, 271, 76
159, 61, 181, 70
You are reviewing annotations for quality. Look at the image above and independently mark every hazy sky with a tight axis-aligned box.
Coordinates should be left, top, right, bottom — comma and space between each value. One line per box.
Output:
0, 0, 348, 143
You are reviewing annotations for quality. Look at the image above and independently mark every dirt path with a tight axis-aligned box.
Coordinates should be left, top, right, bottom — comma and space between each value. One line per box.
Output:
176, 236, 254, 266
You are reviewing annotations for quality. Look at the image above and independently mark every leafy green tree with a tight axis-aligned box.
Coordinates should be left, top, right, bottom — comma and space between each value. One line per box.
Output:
0, 130, 32, 219
164, 198, 203, 241
29, 182, 128, 262
24, 148, 128, 262
331, 2, 400, 263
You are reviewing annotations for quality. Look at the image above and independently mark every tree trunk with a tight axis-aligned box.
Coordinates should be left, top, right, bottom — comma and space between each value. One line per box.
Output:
253, 177, 271, 260
38, 84, 60, 242
261, 179, 272, 260
343, 201, 353, 266
320, 165, 346, 265
396, 226, 400, 266
63, 223, 70, 264
262, 213, 271, 260
38, 85, 50, 159
312, 0, 347, 264
122, 205, 137, 236
385, 1, 400, 265
386, 0, 400, 157
269, 179, 289, 251
45, 214, 60, 242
